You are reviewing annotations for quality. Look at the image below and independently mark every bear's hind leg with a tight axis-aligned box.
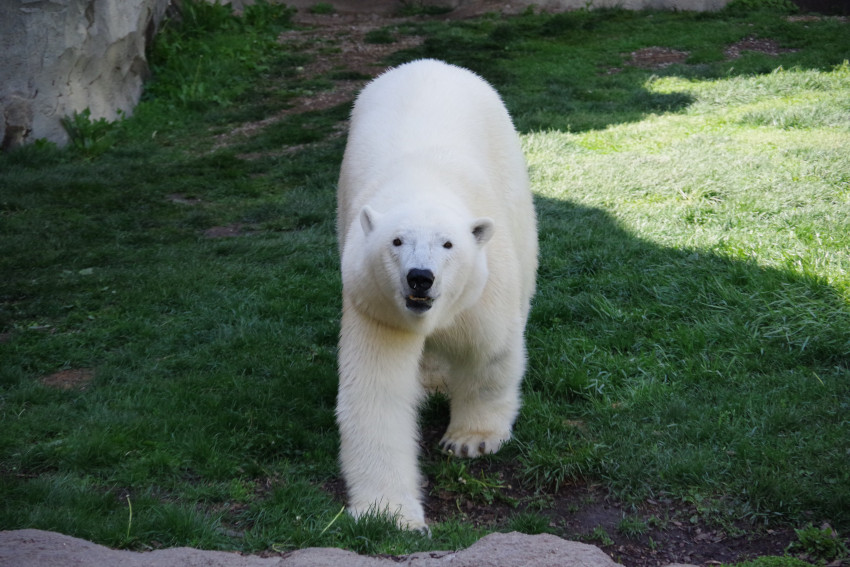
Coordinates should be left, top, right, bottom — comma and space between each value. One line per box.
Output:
439, 332, 525, 458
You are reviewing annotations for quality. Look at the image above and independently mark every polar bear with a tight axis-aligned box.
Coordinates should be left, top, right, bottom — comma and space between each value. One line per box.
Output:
336, 59, 537, 531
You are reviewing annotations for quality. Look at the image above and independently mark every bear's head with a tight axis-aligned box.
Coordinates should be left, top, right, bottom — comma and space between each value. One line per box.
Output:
352, 202, 494, 329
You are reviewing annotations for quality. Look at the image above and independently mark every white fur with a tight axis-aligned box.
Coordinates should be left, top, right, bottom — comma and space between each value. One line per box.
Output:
336, 59, 538, 531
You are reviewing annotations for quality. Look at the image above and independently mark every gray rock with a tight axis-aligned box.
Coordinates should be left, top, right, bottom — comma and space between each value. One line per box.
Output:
1, 529, 626, 567
419, 532, 622, 566
0, 0, 172, 149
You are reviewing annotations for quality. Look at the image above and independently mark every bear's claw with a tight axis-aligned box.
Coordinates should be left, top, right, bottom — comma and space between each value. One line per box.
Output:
439, 436, 504, 458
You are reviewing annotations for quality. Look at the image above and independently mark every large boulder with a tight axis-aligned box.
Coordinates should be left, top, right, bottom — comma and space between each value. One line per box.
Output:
0, 0, 172, 149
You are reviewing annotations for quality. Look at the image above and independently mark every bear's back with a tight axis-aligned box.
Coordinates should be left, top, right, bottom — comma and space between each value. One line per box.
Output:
338, 60, 530, 252
350, 60, 509, 154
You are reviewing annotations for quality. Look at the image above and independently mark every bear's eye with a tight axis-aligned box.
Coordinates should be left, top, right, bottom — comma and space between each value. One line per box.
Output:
443, 241, 453, 249
392, 238, 403, 247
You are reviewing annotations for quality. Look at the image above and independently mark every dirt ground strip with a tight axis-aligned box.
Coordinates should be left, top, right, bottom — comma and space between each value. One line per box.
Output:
215, 6, 810, 151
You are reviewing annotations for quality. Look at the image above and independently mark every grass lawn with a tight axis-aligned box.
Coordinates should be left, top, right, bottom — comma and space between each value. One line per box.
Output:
1, 1, 848, 562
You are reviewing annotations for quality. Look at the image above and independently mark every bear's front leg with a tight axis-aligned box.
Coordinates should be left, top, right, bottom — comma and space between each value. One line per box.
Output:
336, 305, 428, 532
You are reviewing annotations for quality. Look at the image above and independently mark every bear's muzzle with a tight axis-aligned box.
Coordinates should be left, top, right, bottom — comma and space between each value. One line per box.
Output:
406, 268, 434, 312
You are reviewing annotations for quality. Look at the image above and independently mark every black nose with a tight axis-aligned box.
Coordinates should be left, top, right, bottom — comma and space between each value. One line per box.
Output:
407, 269, 434, 292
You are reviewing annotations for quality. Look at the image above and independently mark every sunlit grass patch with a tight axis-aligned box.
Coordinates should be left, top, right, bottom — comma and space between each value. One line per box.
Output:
525, 63, 850, 281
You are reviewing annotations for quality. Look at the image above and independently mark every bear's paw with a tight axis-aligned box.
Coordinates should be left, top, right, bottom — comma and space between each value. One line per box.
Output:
439, 429, 511, 458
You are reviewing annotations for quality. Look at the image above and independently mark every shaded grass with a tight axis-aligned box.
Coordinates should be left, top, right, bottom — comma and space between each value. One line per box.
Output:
392, 7, 850, 132
1, 2, 849, 558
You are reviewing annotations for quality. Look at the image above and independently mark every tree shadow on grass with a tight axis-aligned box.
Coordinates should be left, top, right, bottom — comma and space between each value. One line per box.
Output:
389, 7, 850, 134
522, 195, 850, 527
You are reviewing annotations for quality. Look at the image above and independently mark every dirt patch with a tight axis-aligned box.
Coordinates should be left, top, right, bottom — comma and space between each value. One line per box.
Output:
421, 464, 795, 567
213, 12, 426, 150
411, 430, 798, 567
167, 193, 202, 205
40, 368, 95, 391
282, 13, 423, 84
614, 35, 799, 73
203, 223, 256, 238
724, 36, 798, 60
626, 47, 691, 69
787, 14, 848, 22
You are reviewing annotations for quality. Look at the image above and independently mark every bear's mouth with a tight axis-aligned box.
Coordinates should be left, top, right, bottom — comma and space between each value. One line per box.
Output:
405, 295, 434, 313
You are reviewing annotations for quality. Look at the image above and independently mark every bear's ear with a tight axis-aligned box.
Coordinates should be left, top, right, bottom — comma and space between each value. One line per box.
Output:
360, 206, 382, 235
471, 218, 495, 246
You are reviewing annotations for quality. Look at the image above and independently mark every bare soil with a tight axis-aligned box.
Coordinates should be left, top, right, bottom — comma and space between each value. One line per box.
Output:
416, 455, 797, 567
39, 368, 94, 391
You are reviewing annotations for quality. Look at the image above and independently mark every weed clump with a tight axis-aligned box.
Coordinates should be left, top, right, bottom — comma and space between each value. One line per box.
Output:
787, 523, 849, 563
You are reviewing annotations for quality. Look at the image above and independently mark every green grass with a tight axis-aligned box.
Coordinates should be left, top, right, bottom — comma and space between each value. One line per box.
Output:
2, 1, 849, 558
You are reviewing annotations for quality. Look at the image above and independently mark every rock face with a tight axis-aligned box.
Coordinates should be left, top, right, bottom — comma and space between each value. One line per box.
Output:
1, 529, 631, 567
0, 0, 172, 149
